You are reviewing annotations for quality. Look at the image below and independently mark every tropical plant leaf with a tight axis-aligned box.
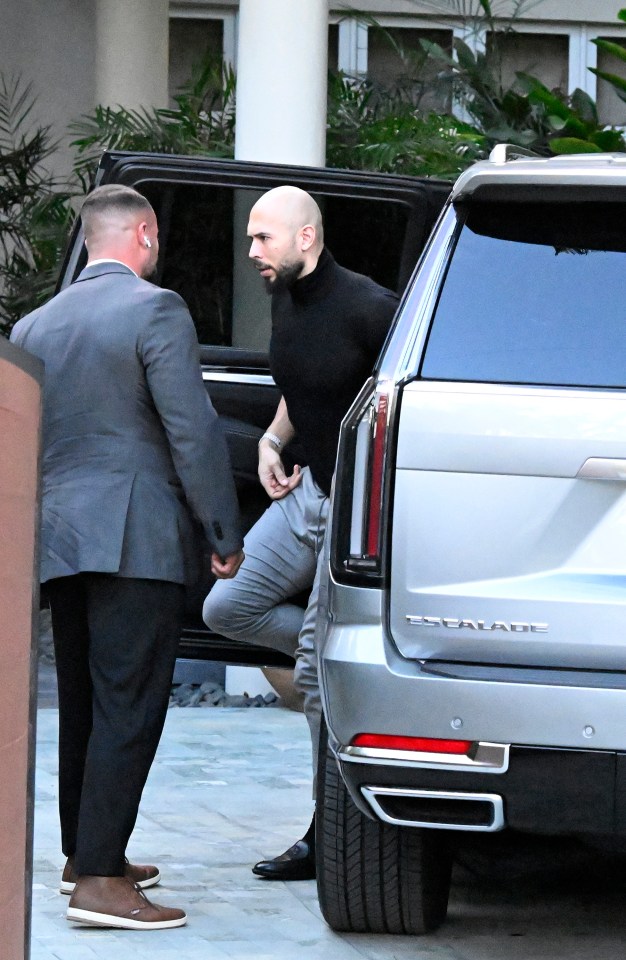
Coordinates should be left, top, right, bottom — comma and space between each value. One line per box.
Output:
453, 37, 482, 75
592, 38, 626, 65
0, 75, 39, 150
570, 87, 599, 125
589, 67, 626, 103
519, 73, 570, 120
591, 127, 626, 151
0, 73, 75, 335
549, 137, 603, 154
546, 114, 568, 131
419, 38, 455, 68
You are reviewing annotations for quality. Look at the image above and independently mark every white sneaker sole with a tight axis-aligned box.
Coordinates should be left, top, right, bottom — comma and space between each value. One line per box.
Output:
66, 906, 186, 929
60, 871, 161, 895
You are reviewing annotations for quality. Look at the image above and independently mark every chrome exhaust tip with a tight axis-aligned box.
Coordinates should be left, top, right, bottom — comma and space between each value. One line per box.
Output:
362, 785, 504, 832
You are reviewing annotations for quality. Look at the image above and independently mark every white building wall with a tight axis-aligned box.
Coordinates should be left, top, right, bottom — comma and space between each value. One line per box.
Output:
0, 0, 97, 178
2, 0, 626, 176
95, 0, 169, 110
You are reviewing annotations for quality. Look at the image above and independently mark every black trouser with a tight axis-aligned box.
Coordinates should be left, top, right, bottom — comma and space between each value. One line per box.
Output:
46, 573, 185, 877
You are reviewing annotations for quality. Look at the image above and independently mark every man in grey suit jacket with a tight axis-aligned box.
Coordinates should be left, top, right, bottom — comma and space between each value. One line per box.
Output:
11, 184, 244, 930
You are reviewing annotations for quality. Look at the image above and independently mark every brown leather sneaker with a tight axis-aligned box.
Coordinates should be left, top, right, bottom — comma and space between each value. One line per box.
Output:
60, 856, 160, 895
66, 876, 187, 930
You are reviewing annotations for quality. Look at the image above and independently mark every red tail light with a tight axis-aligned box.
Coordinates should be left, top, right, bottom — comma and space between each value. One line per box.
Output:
365, 393, 388, 558
332, 380, 394, 585
352, 734, 472, 755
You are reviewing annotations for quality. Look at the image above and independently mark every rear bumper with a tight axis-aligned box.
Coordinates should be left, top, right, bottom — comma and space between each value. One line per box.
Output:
318, 584, 626, 836
338, 744, 626, 835
320, 617, 626, 754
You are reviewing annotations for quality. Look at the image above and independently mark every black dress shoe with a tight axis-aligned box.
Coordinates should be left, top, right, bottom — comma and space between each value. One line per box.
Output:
252, 816, 316, 881
252, 839, 316, 880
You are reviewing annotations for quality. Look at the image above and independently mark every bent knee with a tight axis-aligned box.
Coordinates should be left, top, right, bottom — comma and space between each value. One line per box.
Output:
202, 584, 236, 633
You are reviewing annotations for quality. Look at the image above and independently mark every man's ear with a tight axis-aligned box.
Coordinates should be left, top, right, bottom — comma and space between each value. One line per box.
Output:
137, 221, 149, 248
300, 224, 316, 252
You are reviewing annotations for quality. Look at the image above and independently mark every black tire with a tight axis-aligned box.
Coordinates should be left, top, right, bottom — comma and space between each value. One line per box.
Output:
316, 719, 452, 935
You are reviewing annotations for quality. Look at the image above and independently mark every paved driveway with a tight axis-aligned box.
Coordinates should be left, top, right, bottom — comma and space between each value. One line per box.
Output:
33, 700, 626, 960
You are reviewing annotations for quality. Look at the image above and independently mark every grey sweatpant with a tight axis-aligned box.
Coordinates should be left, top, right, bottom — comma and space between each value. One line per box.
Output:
202, 467, 329, 783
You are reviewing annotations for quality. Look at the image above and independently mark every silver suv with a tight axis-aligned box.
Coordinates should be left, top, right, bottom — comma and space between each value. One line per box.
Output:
316, 147, 626, 935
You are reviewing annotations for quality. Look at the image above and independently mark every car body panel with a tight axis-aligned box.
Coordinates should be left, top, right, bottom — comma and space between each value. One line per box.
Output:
389, 382, 626, 668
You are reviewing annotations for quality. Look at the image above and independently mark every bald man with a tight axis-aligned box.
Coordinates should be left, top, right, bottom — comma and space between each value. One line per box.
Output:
11, 184, 244, 929
203, 186, 399, 881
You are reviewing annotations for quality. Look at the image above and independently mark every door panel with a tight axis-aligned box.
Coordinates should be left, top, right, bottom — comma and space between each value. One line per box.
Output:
389, 382, 626, 669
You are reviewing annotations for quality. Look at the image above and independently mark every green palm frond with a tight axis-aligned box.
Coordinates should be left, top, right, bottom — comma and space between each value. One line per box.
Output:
70, 54, 237, 188
0, 74, 74, 336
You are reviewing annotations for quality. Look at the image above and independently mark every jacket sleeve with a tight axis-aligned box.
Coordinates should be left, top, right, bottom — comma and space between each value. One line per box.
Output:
138, 288, 243, 558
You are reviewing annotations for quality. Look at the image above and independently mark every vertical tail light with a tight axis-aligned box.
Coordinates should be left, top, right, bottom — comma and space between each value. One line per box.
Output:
331, 379, 395, 586
365, 392, 389, 559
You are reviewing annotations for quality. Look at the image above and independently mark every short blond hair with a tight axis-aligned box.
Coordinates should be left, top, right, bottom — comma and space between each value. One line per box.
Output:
81, 185, 154, 241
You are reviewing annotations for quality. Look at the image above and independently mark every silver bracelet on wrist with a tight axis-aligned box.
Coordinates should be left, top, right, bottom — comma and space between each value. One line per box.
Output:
259, 431, 282, 449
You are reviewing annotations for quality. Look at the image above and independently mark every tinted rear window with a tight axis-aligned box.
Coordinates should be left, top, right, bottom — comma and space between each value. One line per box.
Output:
421, 201, 626, 388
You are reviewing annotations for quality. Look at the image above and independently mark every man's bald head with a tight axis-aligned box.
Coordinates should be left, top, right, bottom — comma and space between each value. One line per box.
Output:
248, 186, 324, 291
81, 185, 159, 279
251, 186, 324, 248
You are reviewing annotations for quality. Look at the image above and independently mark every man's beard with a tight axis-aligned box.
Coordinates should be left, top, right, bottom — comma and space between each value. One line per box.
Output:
260, 258, 305, 294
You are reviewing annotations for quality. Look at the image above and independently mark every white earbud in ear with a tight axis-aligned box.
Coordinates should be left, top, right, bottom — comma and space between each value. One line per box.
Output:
144, 237, 152, 249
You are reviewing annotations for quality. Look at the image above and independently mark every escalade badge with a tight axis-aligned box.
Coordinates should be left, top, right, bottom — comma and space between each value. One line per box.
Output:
405, 616, 548, 633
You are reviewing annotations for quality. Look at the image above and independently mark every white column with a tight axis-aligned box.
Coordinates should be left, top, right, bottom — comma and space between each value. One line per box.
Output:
235, 0, 329, 165
229, 0, 328, 698
95, 0, 169, 109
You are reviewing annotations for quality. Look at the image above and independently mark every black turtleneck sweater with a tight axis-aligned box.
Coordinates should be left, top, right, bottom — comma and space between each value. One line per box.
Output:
269, 248, 400, 496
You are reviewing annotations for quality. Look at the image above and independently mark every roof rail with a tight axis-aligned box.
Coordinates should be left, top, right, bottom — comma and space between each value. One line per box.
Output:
489, 143, 541, 164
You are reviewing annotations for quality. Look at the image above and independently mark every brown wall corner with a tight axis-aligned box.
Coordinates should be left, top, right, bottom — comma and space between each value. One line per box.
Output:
0, 339, 43, 960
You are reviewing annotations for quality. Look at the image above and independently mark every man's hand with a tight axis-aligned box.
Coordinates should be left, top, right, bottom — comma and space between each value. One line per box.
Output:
258, 442, 302, 500
211, 549, 245, 579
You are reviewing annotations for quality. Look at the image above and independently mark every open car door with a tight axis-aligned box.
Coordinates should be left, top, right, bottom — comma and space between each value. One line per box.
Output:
57, 151, 450, 668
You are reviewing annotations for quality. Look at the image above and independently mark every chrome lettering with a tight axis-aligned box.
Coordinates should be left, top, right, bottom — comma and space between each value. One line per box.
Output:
406, 615, 548, 634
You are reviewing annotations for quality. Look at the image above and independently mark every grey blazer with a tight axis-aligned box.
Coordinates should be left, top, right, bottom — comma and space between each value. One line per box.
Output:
10, 261, 243, 585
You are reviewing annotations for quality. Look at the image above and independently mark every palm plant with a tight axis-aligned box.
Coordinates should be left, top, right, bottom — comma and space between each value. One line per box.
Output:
327, 72, 485, 178
519, 75, 626, 153
0, 74, 74, 336
70, 57, 236, 188
411, 0, 626, 155
331, 1, 547, 170
589, 10, 626, 116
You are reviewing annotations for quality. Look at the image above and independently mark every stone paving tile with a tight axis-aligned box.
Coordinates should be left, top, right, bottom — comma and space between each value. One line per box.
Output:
31, 704, 626, 960
32, 707, 361, 960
